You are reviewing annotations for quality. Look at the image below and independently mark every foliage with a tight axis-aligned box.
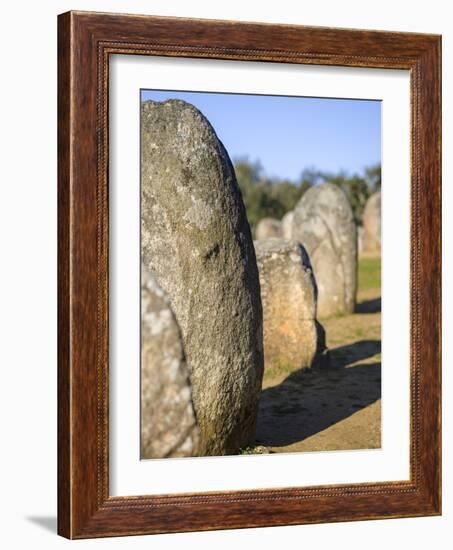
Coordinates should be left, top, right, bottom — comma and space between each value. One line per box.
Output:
233, 157, 381, 232
364, 164, 382, 192
233, 159, 293, 229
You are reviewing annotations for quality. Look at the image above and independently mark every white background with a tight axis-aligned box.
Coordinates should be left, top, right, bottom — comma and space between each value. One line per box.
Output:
0, 0, 450, 548
110, 57, 410, 495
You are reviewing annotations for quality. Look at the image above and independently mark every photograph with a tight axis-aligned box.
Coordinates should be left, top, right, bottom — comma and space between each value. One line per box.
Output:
140, 89, 382, 459
51, 8, 441, 540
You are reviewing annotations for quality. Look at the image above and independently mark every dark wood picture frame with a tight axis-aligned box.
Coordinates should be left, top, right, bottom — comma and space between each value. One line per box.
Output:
58, 10, 441, 539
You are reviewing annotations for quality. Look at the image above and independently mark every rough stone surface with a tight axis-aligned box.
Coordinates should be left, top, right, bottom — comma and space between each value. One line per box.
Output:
141, 99, 264, 456
254, 239, 328, 371
363, 191, 381, 253
141, 268, 200, 459
256, 217, 282, 239
281, 211, 294, 239
293, 183, 357, 318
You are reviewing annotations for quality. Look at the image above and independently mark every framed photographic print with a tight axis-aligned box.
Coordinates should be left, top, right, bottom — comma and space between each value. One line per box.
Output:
58, 11, 441, 538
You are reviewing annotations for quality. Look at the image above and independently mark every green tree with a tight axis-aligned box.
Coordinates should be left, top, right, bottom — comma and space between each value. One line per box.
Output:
364, 163, 382, 193
234, 158, 313, 234
270, 180, 306, 214
233, 157, 381, 232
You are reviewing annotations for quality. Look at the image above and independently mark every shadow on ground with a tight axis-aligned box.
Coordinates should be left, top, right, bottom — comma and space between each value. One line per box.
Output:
256, 339, 381, 447
329, 339, 381, 367
355, 297, 381, 314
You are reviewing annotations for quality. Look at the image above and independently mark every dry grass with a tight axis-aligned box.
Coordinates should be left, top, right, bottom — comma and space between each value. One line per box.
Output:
254, 256, 381, 453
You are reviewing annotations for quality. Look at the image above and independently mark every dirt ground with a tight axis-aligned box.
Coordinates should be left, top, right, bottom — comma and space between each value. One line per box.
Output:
254, 258, 381, 454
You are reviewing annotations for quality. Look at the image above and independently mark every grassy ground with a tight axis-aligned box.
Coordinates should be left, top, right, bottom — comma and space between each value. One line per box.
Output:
358, 255, 381, 291
254, 254, 381, 453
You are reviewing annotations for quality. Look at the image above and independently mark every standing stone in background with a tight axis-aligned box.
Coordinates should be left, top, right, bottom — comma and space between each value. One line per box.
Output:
141, 268, 200, 459
293, 182, 357, 318
281, 211, 294, 239
363, 191, 381, 253
141, 99, 264, 456
256, 217, 282, 240
357, 225, 364, 254
254, 239, 328, 371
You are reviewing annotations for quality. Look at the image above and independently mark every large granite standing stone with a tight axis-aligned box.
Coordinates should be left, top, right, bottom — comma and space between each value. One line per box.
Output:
255, 239, 326, 370
363, 191, 381, 253
254, 239, 328, 371
281, 211, 294, 239
141, 268, 200, 459
256, 217, 282, 240
141, 99, 264, 456
293, 183, 357, 318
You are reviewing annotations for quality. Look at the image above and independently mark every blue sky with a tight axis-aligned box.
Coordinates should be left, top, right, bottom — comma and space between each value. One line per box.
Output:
141, 89, 381, 182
